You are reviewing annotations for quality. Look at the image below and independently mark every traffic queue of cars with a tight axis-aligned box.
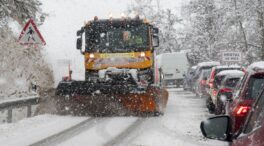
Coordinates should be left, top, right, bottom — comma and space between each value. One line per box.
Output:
193, 61, 264, 146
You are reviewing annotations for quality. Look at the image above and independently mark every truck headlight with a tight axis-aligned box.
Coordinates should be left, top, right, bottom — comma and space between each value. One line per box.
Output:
89, 53, 95, 58
140, 52, 145, 57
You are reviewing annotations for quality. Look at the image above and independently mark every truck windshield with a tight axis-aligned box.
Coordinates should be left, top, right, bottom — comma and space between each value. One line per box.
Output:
86, 25, 149, 53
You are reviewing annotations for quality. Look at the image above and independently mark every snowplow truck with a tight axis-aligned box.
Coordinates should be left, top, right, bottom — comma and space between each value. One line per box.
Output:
55, 16, 168, 116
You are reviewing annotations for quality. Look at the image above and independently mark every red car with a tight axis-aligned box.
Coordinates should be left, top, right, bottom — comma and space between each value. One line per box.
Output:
227, 62, 264, 134
194, 69, 211, 98
200, 72, 264, 145
206, 65, 245, 113
213, 70, 244, 115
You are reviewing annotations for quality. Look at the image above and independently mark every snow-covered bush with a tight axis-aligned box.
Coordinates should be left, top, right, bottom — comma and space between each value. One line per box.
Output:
0, 0, 53, 98
0, 27, 54, 98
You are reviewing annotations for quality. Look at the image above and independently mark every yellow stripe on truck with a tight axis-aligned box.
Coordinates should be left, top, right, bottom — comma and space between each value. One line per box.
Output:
85, 51, 152, 70
100, 53, 135, 58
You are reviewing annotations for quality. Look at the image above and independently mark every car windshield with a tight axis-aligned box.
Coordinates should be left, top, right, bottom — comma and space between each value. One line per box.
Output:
86, 25, 148, 53
199, 69, 211, 80
246, 75, 264, 99
215, 75, 226, 88
224, 77, 241, 89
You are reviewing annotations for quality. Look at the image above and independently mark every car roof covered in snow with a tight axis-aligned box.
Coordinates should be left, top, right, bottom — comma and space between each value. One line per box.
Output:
247, 61, 264, 73
214, 65, 242, 69
197, 61, 220, 67
191, 66, 197, 69
216, 70, 245, 77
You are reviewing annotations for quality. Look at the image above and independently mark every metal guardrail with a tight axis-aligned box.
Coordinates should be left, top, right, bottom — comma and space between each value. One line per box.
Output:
0, 96, 40, 123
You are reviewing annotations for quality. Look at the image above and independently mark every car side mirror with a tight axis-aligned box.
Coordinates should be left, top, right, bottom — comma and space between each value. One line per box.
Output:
205, 83, 210, 89
225, 91, 233, 102
76, 37, 82, 50
200, 116, 232, 141
219, 88, 233, 102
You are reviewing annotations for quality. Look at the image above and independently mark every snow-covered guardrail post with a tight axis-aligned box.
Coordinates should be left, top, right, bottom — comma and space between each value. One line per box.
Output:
7, 109, 12, 123
0, 96, 40, 123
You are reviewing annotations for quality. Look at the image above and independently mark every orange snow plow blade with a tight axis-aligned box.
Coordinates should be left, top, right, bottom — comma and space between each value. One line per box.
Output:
120, 86, 168, 113
55, 81, 168, 116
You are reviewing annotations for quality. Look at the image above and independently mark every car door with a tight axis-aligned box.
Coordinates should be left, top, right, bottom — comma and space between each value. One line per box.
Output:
232, 88, 264, 146
228, 73, 248, 114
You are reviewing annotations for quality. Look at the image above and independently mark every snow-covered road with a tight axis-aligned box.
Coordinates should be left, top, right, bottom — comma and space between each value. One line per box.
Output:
0, 89, 228, 146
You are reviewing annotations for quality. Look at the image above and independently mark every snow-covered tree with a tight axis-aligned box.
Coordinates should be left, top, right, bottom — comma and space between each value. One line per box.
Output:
0, 0, 43, 25
180, 0, 264, 65
127, 0, 182, 53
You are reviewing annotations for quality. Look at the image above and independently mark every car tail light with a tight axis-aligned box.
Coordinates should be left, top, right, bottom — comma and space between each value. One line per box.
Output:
209, 82, 214, 88
200, 80, 206, 85
219, 88, 232, 93
235, 106, 251, 116
213, 89, 218, 97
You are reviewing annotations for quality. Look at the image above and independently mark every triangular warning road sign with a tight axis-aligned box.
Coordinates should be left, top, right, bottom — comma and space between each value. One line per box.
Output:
18, 19, 46, 45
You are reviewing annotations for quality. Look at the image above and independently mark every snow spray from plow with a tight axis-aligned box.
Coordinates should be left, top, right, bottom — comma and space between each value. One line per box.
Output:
54, 81, 168, 116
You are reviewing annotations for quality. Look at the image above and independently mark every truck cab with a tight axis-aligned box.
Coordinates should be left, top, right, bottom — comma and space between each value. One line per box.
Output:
76, 16, 159, 86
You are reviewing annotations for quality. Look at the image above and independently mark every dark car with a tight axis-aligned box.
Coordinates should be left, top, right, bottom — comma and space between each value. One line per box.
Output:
213, 70, 244, 115
183, 66, 197, 90
206, 65, 245, 113
200, 75, 264, 146
191, 61, 220, 92
193, 68, 211, 97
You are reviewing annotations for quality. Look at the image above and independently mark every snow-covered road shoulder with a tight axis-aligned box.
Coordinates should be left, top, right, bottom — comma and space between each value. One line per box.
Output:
0, 114, 87, 146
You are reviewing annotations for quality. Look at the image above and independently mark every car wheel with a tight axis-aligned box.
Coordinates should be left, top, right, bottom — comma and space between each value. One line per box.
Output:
215, 95, 224, 115
206, 96, 215, 114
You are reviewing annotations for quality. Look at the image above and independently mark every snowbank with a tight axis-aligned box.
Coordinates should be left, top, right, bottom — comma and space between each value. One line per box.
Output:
0, 28, 54, 99
0, 114, 87, 146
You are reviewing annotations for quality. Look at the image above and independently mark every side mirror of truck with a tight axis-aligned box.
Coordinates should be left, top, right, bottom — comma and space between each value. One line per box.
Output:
153, 35, 159, 47
153, 27, 159, 35
77, 27, 84, 36
77, 30, 82, 36
76, 37, 82, 50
